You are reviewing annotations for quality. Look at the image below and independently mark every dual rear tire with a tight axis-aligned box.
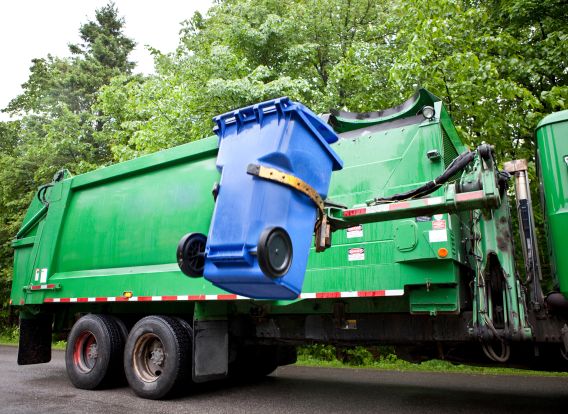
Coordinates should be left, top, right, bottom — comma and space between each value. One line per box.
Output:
66, 314, 290, 399
65, 314, 124, 390
66, 314, 193, 399
124, 316, 193, 399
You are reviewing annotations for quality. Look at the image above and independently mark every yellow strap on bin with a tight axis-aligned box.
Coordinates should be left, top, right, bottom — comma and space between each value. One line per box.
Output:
246, 164, 330, 252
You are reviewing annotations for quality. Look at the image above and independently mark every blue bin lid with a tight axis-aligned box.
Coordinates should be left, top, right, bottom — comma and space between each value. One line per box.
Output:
212, 97, 343, 171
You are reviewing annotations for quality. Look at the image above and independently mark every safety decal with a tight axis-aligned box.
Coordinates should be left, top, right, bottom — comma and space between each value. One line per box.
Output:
348, 247, 365, 261
35, 268, 40, 281
40, 268, 48, 284
432, 220, 446, 229
346, 225, 363, 238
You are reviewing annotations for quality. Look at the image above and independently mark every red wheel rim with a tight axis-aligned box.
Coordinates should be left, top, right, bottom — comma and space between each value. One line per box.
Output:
73, 331, 98, 373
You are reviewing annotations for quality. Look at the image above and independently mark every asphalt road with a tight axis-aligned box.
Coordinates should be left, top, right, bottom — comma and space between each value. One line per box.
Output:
1, 345, 567, 413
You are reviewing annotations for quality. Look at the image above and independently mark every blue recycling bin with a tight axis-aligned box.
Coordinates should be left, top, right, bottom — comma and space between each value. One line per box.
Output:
203, 97, 343, 299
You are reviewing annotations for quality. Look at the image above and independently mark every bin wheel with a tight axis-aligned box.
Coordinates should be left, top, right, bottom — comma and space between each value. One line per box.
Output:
177, 232, 207, 278
124, 315, 192, 400
257, 227, 293, 278
65, 314, 124, 390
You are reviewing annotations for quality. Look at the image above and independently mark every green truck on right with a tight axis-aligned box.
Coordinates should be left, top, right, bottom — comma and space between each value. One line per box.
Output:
10, 89, 568, 399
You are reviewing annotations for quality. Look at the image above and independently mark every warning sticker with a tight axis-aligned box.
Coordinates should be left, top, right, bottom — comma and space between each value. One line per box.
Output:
346, 225, 363, 238
35, 268, 40, 281
40, 268, 48, 284
348, 247, 365, 261
416, 216, 433, 222
433, 220, 446, 229
433, 214, 444, 220
429, 230, 448, 243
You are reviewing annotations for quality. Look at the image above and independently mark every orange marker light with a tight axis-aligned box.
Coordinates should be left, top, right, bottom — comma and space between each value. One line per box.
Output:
123, 291, 133, 298
438, 248, 448, 258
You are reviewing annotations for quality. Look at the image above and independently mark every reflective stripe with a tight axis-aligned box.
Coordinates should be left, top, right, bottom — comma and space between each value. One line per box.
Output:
42, 289, 405, 303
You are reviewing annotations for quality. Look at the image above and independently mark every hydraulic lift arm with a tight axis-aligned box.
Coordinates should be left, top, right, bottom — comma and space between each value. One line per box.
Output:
327, 145, 502, 231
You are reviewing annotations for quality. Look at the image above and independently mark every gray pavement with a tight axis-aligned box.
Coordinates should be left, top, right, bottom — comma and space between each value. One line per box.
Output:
0, 345, 567, 413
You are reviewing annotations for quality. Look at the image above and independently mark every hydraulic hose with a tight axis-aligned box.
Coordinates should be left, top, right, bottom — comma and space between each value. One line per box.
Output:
370, 151, 475, 204
482, 342, 510, 363
37, 183, 54, 206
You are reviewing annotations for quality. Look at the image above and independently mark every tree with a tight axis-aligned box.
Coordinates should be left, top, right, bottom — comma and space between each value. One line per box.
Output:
97, 0, 396, 159
3, 2, 137, 118
0, 2, 138, 326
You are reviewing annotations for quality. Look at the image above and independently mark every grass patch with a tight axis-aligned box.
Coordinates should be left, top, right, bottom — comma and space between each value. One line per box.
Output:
0, 327, 67, 349
295, 344, 568, 377
0, 327, 19, 346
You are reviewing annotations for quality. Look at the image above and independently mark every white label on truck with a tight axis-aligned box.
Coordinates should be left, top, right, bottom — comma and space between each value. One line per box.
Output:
346, 225, 363, 238
348, 247, 365, 261
428, 197, 443, 205
366, 205, 389, 214
40, 268, 48, 283
429, 230, 448, 243
433, 214, 444, 220
35, 268, 40, 281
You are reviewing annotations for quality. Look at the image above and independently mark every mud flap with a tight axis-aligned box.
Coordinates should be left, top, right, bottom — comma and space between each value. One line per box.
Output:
192, 320, 228, 383
17, 312, 52, 365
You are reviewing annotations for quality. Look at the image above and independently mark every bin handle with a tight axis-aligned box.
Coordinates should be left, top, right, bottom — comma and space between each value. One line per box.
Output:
246, 164, 331, 252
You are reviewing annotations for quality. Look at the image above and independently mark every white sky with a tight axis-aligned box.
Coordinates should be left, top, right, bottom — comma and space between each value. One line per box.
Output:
0, 0, 214, 122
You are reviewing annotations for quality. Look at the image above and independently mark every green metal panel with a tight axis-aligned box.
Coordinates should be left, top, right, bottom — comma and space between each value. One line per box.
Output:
394, 220, 417, 251
537, 109, 568, 129
10, 91, 468, 318
536, 117, 568, 298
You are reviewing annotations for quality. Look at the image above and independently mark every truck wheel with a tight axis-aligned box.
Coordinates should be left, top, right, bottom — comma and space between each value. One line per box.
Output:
257, 227, 293, 278
65, 314, 124, 390
107, 315, 130, 384
228, 345, 279, 380
124, 315, 191, 399
177, 233, 207, 278
108, 315, 129, 344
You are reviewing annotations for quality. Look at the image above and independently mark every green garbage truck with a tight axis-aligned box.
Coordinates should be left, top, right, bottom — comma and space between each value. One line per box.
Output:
9, 89, 568, 399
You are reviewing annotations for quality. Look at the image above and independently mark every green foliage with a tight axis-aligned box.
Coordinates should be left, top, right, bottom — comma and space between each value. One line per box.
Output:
296, 344, 568, 377
298, 344, 337, 361
3, 2, 137, 117
97, 0, 396, 160
0, 327, 20, 345
0, 328, 66, 349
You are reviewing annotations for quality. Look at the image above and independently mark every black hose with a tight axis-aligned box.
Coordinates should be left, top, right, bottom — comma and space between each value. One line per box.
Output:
37, 184, 54, 206
371, 151, 475, 204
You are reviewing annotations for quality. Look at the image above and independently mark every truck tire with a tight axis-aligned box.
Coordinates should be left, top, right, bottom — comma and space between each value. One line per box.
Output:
107, 315, 130, 384
228, 345, 279, 380
108, 315, 130, 344
124, 315, 192, 399
65, 314, 124, 390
